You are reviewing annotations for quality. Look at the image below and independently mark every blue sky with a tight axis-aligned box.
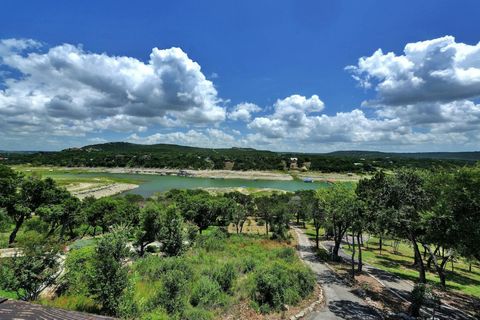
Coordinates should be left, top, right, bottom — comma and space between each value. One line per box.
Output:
1, 0, 480, 152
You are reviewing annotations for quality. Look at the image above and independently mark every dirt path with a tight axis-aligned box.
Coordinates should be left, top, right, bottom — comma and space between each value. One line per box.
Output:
293, 227, 382, 320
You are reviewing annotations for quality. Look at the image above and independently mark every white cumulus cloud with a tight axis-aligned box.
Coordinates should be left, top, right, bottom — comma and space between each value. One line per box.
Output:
348, 36, 480, 106
0, 38, 225, 148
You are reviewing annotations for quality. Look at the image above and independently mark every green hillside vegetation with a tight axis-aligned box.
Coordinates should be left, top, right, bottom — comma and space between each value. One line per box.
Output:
1, 163, 480, 318
2, 142, 477, 173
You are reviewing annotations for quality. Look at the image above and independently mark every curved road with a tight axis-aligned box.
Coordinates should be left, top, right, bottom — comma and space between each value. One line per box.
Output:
293, 227, 383, 320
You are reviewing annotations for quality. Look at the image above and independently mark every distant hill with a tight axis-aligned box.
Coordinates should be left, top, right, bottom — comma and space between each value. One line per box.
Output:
2, 142, 478, 173
324, 150, 480, 161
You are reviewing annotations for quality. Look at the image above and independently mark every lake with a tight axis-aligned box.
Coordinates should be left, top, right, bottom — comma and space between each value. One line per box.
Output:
69, 172, 332, 197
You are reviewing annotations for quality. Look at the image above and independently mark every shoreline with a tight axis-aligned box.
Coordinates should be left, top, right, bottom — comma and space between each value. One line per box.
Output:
15, 166, 363, 182
67, 182, 139, 199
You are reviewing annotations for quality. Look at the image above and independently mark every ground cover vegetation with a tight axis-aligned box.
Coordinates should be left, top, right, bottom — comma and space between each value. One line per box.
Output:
1, 162, 480, 318
2, 142, 476, 173
0, 164, 316, 319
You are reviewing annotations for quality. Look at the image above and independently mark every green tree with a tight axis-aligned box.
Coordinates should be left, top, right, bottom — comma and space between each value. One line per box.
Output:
37, 196, 81, 239
89, 232, 129, 315
318, 184, 356, 259
254, 195, 273, 236
269, 194, 291, 240
225, 192, 254, 233
159, 205, 184, 256
135, 205, 162, 256
388, 170, 430, 283
3, 232, 60, 300
8, 176, 68, 244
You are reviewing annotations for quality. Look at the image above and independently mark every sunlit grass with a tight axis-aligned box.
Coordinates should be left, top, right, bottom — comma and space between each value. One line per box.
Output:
344, 236, 480, 298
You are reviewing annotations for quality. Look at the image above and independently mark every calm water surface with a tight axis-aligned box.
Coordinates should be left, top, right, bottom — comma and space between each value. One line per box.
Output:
69, 172, 331, 197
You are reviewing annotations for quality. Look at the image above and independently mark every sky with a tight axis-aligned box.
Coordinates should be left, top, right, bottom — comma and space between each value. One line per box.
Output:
1, 0, 480, 152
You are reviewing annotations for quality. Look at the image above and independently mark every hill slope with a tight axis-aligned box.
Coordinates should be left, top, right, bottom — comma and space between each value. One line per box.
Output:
2, 142, 478, 172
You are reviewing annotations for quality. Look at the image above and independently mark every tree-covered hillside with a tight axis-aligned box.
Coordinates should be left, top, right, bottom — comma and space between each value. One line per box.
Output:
1, 142, 477, 173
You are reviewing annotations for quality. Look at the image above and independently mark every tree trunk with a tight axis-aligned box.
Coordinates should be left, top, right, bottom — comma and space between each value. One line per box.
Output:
351, 232, 356, 279
469, 263, 472, 272
357, 232, 363, 272
426, 246, 440, 270
412, 239, 426, 283
425, 244, 450, 289
332, 237, 341, 259
296, 212, 300, 224
9, 217, 24, 244
379, 234, 383, 255
315, 227, 320, 249
265, 222, 268, 236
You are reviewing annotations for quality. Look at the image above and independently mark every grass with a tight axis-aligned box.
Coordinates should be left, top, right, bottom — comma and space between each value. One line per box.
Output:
42, 229, 315, 319
11, 165, 142, 186
0, 289, 18, 299
343, 236, 480, 298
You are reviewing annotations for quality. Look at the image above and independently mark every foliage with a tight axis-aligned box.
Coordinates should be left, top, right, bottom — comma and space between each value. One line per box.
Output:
1, 232, 60, 300
88, 232, 129, 316
252, 261, 315, 312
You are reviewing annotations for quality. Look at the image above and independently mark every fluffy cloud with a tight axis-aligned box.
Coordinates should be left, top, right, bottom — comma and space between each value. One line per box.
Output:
246, 92, 480, 151
127, 128, 241, 148
348, 36, 480, 106
248, 95, 324, 138
227, 102, 261, 122
0, 38, 225, 144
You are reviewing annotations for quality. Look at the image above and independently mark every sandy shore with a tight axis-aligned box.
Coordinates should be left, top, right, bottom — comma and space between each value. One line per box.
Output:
57, 167, 295, 181
67, 182, 138, 199
296, 171, 364, 182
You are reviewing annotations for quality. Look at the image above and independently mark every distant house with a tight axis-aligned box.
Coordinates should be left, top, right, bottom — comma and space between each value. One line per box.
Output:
289, 157, 298, 170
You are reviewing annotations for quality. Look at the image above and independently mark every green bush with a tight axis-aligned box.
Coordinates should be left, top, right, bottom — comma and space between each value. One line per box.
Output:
240, 257, 257, 273
211, 262, 237, 293
63, 246, 95, 295
183, 307, 214, 320
252, 262, 315, 311
139, 308, 170, 320
135, 256, 192, 281
153, 269, 187, 315
274, 247, 296, 263
197, 229, 227, 252
190, 276, 223, 308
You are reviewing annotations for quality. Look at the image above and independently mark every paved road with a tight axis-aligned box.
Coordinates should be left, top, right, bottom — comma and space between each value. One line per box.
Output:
293, 227, 383, 320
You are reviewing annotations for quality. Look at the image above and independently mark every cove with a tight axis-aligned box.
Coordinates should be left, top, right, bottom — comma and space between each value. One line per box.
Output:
68, 172, 332, 198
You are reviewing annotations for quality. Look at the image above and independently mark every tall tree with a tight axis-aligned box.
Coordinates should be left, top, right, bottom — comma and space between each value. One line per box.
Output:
89, 232, 129, 316
134, 205, 162, 256
225, 192, 253, 233
318, 184, 356, 259
388, 170, 430, 283
159, 205, 184, 256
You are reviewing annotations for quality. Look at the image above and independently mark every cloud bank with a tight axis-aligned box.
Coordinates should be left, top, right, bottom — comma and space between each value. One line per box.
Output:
1, 36, 480, 152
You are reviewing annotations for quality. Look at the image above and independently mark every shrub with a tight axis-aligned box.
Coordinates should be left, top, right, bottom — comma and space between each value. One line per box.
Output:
274, 247, 296, 263
252, 262, 315, 311
240, 257, 257, 273
63, 246, 95, 295
135, 256, 192, 282
88, 232, 129, 316
190, 276, 223, 308
211, 262, 237, 293
139, 308, 170, 320
154, 269, 188, 315
197, 229, 227, 252
183, 307, 214, 320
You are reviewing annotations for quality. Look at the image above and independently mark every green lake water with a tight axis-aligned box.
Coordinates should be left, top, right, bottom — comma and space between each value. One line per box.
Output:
68, 172, 332, 197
